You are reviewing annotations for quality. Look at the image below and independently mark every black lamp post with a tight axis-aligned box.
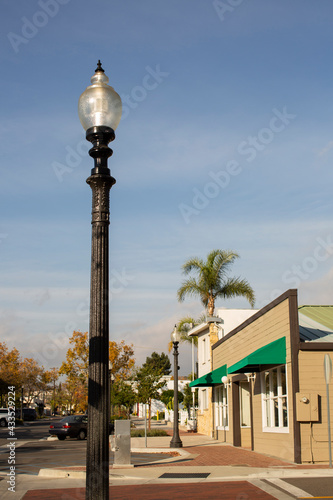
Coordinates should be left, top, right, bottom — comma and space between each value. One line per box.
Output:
170, 325, 183, 448
78, 61, 122, 500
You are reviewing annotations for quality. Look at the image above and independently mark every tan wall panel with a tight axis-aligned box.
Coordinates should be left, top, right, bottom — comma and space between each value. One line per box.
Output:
213, 300, 292, 370
299, 350, 333, 463
240, 428, 251, 448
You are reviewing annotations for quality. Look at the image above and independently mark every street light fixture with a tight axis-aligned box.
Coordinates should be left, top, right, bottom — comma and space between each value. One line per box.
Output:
170, 325, 183, 448
78, 60, 122, 500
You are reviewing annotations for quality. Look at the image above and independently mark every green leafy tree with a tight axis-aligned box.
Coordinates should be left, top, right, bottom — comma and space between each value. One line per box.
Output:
135, 352, 171, 429
112, 381, 137, 417
144, 352, 172, 376
183, 382, 198, 415
160, 389, 184, 410
178, 249, 255, 316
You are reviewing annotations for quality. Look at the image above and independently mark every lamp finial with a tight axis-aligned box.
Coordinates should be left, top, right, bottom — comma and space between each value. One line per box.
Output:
95, 60, 105, 73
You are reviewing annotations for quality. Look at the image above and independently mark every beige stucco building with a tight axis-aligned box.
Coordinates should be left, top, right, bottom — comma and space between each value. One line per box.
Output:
190, 289, 333, 464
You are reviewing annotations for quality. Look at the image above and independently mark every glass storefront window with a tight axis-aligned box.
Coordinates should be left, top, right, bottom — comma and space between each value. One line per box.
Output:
240, 381, 251, 427
261, 365, 288, 431
215, 385, 228, 428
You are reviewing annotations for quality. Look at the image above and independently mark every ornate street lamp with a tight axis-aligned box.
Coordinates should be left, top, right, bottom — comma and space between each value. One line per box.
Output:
78, 61, 122, 500
170, 325, 183, 448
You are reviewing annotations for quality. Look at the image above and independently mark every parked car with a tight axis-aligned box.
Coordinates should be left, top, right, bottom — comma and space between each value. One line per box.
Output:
0, 408, 9, 427
15, 408, 37, 421
49, 414, 88, 440
49, 415, 114, 440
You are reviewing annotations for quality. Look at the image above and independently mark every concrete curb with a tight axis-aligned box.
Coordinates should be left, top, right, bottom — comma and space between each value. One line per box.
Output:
37, 465, 333, 481
38, 446, 194, 478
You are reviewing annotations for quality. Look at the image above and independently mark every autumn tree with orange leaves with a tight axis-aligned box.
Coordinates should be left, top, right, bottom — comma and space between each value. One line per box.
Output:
59, 331, 135, 413
0, 342, 54, 408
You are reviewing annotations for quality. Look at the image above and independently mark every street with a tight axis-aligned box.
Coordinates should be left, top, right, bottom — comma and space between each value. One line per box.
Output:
1, 419, 333, 498
0, 418, 169, 476
0, 417, 56, 446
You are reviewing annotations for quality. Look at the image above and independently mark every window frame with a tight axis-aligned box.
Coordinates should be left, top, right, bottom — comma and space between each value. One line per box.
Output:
239, 381, 251, 428
199, 388, 208, 412
215, 384, 229, 430
261, 364, 289, 433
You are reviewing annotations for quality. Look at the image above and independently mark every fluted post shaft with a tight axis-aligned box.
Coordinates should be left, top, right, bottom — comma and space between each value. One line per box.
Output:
85, 126, 115, 500
170, 342, 183, 448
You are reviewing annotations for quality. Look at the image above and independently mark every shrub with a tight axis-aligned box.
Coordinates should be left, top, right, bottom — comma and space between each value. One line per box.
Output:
130, 429, 168, 437
152, 411, 165, 420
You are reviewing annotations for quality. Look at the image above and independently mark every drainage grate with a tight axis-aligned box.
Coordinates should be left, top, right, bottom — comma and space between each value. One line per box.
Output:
159, 473, 210, 479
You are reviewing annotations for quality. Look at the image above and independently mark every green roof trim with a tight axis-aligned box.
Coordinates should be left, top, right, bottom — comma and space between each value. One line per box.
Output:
189, 364, 227, 388
228, 337, 286, 374
299, 306, 333, 331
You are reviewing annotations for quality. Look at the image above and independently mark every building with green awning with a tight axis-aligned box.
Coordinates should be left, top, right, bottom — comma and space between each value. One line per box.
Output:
207, 289, 333, 465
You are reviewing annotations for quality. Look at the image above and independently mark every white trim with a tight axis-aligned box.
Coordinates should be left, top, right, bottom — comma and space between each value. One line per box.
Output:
214, 385, 229, 430
261, 364, 289, 433
262, 426, 289, 434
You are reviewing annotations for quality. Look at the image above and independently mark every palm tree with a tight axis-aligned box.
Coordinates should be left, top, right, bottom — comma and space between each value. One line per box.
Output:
167, 315, 205, 353
177, 249, 255, 316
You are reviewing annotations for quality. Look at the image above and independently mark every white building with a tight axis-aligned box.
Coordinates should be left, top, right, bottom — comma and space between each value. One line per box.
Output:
137, 375, 191, 418
188, 308, 258, 434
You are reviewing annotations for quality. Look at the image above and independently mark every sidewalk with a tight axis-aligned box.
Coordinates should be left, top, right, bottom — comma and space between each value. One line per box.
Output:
1, 427, 332, 499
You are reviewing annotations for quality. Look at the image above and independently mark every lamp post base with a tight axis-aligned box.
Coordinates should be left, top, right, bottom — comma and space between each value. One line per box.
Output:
170, 437, 183, 448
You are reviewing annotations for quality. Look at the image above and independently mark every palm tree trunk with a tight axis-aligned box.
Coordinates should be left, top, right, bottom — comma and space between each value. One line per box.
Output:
208, 297, 215, 316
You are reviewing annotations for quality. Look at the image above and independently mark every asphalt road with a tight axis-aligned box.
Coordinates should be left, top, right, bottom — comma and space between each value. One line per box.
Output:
283, 476, 333, 499
0, 417, 56, 445
0, 418, 169, 475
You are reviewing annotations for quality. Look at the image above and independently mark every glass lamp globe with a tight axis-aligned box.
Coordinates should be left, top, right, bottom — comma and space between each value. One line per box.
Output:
78, 61, 122, 131
171, 326, 181, 343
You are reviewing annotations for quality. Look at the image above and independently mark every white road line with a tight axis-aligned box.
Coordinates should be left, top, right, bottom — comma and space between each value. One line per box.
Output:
265, 478, 313, 498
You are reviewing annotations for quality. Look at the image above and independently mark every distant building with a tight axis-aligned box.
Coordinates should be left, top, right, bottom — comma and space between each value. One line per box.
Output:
137, 375, 190, 418
188, 308, 258, 435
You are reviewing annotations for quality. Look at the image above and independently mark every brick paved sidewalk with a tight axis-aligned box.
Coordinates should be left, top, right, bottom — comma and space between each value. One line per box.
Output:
144, 444, 293, 468
22, 481, 277, 499
160, 429, 329, 470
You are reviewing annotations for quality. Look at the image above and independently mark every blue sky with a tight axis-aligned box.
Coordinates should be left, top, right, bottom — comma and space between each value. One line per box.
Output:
1, 0, 333, 375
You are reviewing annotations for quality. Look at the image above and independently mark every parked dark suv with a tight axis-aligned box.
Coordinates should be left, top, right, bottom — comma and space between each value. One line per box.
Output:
15, 408, 37, 421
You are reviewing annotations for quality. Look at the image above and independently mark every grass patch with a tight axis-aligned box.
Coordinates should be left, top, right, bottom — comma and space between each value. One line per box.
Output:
131, 429, 168, 437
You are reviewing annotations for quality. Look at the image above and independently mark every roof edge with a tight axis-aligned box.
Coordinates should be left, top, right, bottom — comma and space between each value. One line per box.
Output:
212, 289, 298, 350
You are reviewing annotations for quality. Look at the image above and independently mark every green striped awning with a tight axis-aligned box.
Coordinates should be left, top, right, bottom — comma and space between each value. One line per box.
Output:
189, 365, 227, 388
228, 337, 286, 374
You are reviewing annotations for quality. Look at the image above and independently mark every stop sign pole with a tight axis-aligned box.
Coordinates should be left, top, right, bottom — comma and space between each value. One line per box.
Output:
324, 354, 332, 468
